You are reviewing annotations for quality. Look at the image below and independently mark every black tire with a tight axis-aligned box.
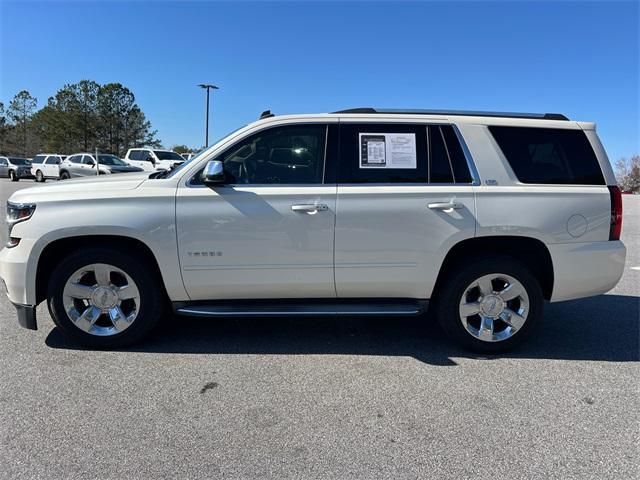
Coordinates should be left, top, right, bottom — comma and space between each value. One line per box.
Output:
9, 170, 19, 182
36, 170, 45, 182
59, 171, 70, 180
47, 247, 164, 348
432, 255, 543, 353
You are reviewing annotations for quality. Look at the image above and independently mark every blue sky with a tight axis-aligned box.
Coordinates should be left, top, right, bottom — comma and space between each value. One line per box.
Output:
1, 0, 638, 161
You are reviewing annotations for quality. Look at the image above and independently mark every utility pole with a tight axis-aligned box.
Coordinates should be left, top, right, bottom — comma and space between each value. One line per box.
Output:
198, 84, 219, 148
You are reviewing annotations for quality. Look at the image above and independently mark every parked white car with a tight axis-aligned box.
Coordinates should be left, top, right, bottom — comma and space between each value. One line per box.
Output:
124, 148, 185, 171
0, 108, 626, 352
30, 154, 65, 182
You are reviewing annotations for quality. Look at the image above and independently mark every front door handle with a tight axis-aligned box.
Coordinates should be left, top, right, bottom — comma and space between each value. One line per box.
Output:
428, 202, 463, 211
291, 204, 329, 214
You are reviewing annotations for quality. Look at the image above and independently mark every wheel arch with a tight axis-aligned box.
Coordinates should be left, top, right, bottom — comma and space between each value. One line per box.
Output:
433, 236, 554, 300
35, 235, 169, 304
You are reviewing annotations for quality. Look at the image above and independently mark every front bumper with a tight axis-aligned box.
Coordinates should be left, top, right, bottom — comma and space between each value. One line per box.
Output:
0, 241, 33, 306
14, 303, 37, 330
1, 243, 38, 330
15, 169, 34, 179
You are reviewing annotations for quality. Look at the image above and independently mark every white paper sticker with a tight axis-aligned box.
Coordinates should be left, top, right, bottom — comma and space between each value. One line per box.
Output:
359, 133, 416, 169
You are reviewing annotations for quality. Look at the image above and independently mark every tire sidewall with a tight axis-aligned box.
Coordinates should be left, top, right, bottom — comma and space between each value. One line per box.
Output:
36, 170, 43, 182
47, 248, 163, 348
435, 256, 544, 353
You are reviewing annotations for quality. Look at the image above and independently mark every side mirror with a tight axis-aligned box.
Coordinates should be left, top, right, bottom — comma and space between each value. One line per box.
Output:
203, 160, 225, 185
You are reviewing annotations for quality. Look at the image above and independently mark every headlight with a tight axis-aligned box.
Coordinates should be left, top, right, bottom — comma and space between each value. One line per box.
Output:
6, 202, 36, 247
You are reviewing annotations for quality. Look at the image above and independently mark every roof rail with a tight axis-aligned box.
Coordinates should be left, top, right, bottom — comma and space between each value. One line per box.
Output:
333, 108, 569, 121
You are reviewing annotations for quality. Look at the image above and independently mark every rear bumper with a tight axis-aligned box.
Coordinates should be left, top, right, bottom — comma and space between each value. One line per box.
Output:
549, 240, 626, 302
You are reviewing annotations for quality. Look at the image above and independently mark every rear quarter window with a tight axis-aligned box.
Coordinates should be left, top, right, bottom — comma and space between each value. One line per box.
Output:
489, 126, 605, 185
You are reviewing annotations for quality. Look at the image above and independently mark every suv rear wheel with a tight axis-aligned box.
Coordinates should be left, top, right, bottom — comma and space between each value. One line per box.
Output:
47, 248, 164, 348
35, 170, 45, 182
433, 256, 543, 353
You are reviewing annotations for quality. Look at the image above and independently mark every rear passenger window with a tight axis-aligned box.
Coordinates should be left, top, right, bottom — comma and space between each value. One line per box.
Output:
339, 124, 473, 184
339, 124, 428, 183
129, 150, 141, 160
489, 126, 605, 185
32, 155, 45, 164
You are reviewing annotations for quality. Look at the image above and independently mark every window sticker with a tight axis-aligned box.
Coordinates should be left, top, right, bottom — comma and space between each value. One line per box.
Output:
359, 133, 416, 169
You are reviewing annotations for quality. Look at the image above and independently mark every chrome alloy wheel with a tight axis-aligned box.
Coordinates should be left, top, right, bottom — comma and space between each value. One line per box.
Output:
458, 273, 529, 343
62, 263, 140, 336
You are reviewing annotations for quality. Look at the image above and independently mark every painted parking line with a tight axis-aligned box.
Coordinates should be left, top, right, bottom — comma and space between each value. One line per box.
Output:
631, 266, 640, 271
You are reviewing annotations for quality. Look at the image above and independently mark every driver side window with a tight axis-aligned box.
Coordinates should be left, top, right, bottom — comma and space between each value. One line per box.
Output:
195, 124, 327, 185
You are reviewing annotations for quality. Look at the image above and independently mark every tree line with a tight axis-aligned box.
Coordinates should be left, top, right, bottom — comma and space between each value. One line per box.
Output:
0, 80, 160, 158
615, 156, 640, 193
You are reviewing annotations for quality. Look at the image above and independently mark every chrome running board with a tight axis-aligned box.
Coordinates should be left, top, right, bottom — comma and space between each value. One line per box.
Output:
174, 300, 426, 318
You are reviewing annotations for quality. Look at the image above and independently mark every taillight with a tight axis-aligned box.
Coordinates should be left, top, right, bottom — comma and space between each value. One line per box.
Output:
608, 185, 622, 240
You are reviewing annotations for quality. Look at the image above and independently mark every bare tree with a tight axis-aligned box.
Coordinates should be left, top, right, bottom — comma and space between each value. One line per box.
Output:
614, 156, 640, 192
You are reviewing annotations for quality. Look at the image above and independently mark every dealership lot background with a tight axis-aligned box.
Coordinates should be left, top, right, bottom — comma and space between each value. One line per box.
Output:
0, 178, 637, 479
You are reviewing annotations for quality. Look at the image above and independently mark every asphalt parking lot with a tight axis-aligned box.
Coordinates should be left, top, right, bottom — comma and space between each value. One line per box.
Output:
0, 178, 638, 480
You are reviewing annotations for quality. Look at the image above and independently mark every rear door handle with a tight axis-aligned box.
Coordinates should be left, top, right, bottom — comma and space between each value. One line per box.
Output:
428, 202, 463, 211
291, 204, 329, 213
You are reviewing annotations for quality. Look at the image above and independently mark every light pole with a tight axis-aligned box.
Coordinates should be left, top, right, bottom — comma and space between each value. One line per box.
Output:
198, 83, 219, 148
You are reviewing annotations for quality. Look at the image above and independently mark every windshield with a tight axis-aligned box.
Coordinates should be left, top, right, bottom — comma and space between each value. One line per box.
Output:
97, 155, 126, 166
9, 157, 30, 165
154, 151, 184, 161
163, 126, 246, 179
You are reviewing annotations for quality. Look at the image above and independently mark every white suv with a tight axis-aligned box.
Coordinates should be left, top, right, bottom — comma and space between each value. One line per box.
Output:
30, 153, 65, 182
124, 148, 185, 171
0, 108, 626, 352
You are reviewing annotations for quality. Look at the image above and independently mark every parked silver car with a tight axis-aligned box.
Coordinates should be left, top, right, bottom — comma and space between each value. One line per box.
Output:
59, 153, 143, 179
0, 156, 33, 181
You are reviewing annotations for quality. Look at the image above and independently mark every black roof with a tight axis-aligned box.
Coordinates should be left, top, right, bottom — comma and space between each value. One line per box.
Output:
333, 108, 569, 121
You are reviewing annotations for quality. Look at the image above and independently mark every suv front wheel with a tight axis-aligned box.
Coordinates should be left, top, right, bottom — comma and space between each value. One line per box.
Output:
47, 248, 164, 348
433, 256, 543, 353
